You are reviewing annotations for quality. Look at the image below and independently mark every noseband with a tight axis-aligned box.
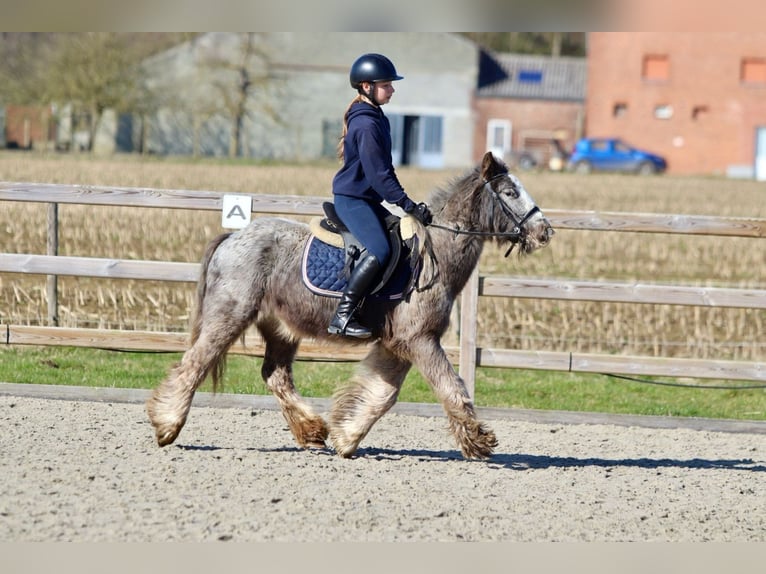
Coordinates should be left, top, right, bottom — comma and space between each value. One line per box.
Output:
428, 171, 540, 256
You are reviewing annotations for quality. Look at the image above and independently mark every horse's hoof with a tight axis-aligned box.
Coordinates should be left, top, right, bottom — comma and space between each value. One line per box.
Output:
329, 432, 360, 458
292, 416, 330, 450
448, 415, 499, 459
460, 425, 498, 460
305, 440, 328, 449
335, 447, 357, 459
154, 426, 181, 447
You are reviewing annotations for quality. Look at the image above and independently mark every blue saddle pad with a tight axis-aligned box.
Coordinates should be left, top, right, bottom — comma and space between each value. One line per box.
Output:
301, 236, 418, 300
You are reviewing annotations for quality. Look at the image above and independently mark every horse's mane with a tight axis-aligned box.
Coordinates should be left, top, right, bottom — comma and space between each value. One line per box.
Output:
428, 166, 481, 214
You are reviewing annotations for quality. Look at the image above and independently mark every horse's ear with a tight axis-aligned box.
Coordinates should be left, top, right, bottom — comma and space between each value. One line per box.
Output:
481, 151, 495, 172
481, 151, 504, 180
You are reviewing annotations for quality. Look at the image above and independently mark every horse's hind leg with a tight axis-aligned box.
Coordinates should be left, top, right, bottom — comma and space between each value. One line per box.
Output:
258, 318, 328, 449
147, 317, 248, 447
329, 342, 411, 457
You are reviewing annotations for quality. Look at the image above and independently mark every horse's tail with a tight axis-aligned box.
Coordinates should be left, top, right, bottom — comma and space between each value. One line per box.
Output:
190, 232, 233, 347
189, 232, 233, 392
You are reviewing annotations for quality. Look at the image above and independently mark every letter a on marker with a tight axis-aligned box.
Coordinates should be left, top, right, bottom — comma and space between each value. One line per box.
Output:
227, 204, 246, 220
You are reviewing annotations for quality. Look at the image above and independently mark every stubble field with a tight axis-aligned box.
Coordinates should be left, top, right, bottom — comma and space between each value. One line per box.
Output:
1, 152, 764, 362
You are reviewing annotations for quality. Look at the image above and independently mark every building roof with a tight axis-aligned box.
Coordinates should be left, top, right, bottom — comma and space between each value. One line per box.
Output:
476, 51, 587, 102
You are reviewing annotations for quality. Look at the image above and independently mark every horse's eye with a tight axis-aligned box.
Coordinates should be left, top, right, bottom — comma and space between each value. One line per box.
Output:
504, 175, 526, 198
502, 183, 520, 199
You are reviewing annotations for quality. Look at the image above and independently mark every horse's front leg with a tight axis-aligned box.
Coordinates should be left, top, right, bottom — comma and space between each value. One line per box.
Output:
329, 341, 411, 457
408, 336, 497, 459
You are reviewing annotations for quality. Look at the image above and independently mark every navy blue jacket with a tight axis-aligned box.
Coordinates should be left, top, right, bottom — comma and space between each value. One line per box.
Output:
332, 102, 416, 213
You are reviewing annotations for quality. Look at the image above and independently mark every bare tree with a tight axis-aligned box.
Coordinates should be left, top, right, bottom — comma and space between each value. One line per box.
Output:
0, 33, 55, 104
195, 33, 282, 158
41, 33, 146, 152
1, 33, 196, 153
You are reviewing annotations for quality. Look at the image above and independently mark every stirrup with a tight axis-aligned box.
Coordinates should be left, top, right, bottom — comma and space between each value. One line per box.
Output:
328, 316, 372, 339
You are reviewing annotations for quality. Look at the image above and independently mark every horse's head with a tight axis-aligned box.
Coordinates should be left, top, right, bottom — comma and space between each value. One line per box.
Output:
480, 151, 554, 255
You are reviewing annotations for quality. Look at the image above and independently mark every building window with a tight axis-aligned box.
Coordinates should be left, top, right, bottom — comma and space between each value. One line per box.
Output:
741, 58, 766, 84
692, 105, 709, 120
517, 69, 543, 83
654, 104, 673, 120
613, 102, 628, 117
422, 116, 443, 153
486, 119, 512, 159
643, 54, 669, 81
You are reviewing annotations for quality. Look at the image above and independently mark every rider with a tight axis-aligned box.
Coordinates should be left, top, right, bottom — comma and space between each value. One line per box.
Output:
328, 53, 432, 339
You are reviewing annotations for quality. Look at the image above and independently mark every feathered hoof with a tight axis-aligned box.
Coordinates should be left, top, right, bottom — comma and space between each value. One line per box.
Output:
304, 439, 328, 449
328, 429, 360, 458
459, 423, 499, 460
146, 395, 187, 447
154, 424, 182, 447
333, 445, 358, 459
293, 416, 330, 450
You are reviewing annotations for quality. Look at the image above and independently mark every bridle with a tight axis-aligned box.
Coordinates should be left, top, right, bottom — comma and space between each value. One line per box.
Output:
427, 171, 541, 256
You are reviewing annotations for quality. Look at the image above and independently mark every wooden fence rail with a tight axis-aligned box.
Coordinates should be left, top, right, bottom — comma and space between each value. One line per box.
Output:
2, 253, 765, 310
2, 181, 766, 399
3, 324, 762, 383
2, 181, 766, 236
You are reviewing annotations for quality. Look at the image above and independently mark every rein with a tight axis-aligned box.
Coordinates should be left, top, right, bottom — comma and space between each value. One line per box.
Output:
426, 172, 540, 255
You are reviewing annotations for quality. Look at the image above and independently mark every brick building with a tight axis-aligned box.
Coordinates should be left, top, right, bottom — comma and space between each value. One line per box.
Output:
3, 105, 55, 150
586, 33, 766, 178
473, 51, 586, 169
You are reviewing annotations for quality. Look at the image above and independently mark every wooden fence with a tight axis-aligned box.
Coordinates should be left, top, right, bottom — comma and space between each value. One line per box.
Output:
2, 181, 766, 399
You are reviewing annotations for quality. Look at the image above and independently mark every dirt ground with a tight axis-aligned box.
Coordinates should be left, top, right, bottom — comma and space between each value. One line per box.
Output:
1, 385, 764, 542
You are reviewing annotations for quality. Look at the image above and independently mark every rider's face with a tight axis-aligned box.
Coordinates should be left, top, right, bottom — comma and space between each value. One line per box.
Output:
363, 81, 395, 105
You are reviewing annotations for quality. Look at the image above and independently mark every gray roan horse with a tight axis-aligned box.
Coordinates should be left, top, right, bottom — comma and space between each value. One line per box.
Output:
147, 151, 554, 459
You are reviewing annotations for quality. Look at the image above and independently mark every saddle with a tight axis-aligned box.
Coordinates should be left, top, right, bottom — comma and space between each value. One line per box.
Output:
301, 202, 421, 300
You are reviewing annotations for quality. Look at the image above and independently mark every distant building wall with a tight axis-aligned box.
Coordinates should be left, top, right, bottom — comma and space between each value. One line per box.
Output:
139, 32, 479, 169
587, 32, 766, 176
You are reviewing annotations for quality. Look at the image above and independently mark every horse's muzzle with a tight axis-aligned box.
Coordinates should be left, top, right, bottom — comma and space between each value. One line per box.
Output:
521, 217, 554, 254
541, 220, 555, 245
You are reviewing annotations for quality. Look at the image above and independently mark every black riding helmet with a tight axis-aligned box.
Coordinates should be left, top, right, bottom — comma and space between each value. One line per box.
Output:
349, 53, 403, 104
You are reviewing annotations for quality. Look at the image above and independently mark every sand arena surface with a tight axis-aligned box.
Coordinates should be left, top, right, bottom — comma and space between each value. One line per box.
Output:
1, 389, 764, 542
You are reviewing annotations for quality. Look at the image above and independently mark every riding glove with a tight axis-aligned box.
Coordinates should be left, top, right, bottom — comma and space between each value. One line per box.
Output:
407, 202, 433, 226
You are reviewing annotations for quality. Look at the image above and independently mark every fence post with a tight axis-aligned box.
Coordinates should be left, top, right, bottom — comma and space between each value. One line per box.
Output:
458, 266, 479, 400
46, 203, 59, 326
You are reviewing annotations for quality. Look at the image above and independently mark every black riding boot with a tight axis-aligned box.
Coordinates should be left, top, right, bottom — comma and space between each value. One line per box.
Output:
328, 254, 382, 338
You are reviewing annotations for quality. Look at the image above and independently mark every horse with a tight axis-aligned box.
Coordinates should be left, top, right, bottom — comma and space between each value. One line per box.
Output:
146, 151, 554, 459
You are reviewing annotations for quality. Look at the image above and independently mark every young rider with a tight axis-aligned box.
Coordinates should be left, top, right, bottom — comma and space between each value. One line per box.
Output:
328, 53, 432, 339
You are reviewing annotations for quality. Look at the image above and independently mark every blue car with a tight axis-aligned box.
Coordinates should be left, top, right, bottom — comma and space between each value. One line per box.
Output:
567, 138, 667, 175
